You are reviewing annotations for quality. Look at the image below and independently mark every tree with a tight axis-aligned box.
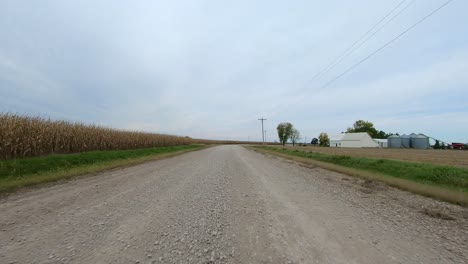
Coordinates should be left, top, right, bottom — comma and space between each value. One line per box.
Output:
433, 140, 441, 149
289, 128, 301, 146
277, 122, 293, 146
347, 120, 394, 139
376, 130, 390, 139
311, 138, 319, 145
318, 133, 330, 147
347, 120, 378, 138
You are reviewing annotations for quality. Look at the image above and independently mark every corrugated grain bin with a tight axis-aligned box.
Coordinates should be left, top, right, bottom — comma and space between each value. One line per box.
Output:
401, 134, 411, 148
411, 134, 429, 149
387, 135, 402, 148
419, 133, 430, 148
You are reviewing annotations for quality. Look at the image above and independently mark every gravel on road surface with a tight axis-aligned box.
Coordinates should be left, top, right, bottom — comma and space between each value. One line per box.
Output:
1, 145, 467, 263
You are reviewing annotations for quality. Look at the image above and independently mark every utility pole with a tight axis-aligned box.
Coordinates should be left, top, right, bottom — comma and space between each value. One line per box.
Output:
258, 117, 267, 144
264, 130, 267, 144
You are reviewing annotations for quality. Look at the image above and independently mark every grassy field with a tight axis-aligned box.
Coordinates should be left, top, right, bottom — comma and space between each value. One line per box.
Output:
0, 144, 205, 193
284, 145, 468, 168
255, 146, 468, 205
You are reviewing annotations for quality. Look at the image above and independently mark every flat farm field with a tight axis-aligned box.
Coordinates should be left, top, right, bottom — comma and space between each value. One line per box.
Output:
280, 146, 468, 168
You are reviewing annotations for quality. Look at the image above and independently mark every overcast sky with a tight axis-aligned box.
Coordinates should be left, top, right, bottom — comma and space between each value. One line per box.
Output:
1, 0, 467, 142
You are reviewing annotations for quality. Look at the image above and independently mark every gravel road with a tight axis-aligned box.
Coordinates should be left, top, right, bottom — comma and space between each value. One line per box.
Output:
1, 145, 467, 264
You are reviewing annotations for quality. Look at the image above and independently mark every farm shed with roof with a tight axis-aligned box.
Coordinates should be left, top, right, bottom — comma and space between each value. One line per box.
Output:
340, 133, 380, 148
373, 138, 388, 148
329, 134, 345, 147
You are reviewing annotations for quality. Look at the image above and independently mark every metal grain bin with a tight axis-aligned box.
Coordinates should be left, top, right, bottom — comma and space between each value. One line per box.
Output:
387, 135, 402, 148
411, 134, 429, 149
401, 134, 411, 148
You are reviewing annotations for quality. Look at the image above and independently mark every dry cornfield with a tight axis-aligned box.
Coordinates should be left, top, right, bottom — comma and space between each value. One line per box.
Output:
0, 113, 194, 160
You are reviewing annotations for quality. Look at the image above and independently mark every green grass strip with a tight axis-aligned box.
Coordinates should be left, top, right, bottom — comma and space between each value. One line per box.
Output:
257, 146, 468, 193
0, 144, 204, 193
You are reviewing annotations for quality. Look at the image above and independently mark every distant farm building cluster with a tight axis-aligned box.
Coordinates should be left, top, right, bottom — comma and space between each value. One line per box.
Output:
329, 132, 430, 149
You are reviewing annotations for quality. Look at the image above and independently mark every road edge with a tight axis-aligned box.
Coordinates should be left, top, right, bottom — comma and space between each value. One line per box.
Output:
247, 146, 468, 207
0, 145, 212, 197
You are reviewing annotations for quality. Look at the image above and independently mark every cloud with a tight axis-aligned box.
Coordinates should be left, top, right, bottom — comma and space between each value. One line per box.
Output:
0, 0, 467, 142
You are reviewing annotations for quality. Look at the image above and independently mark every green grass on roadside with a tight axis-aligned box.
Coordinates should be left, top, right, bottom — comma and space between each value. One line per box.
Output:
0, 144, 204, 193
256, 146, 468, 193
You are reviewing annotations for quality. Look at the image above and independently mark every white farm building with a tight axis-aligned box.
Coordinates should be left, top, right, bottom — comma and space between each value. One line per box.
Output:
373, 139, 388, 148
329, 132, 381, 148
329, 134, 345, 147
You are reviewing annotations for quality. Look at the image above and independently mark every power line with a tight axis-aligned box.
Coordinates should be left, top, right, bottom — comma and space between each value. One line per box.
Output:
268, 0, 453, 118
268, 0, 412, 114
311, 0, 417, 86
309, 0, 410, 84
318, 0, 454, 92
